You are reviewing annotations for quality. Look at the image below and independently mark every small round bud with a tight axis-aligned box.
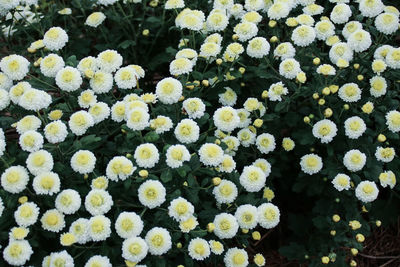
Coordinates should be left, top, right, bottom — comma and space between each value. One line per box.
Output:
357, 75, 364, 81
313, 57, 321, 65
353, 63, 360, 70
239, 67, 246, 74
304, 116, 310, 123
350, 248, 358, 256
142, 29, 150, 36
324, 108, 333, 118
335, 198, 340, 203
232, 34, 239, 41
356, 233, 365, 243
270, 36, 278, 43
253, 119, 263, 128
139, 170, 148, 178
216, 58, 223, 65
202, 80, 209, 87
322, 87, 330, 95
376, 220, 382, 227
212, 177, 221, 186
252, 231, 261, 240
183, 181, 188, 186
261, 90, 268, 99
312, 93, 319, 99
177, 242, 182, 249
84, 174, 89, 179
330, 230, 336, 236
126, 153, 132, 158
332, 214, 340, 222
268, 20, 277, 27
377, 134, 386, 142
309, 114, 314, 119
242, 228, 249, 234
343, 104, 349, 110
207, 223, 215, 232
321, 256, 330, 264
179, 95, 185, 101
329, 85, 339, 94
318, 99, 326, 105
240, 82, 245, 87
350, 260, 357, 267
18, 196, 28, 204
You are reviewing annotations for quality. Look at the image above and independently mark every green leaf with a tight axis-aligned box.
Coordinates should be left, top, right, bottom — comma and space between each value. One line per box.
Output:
160, 169, 173, 183
118, 40, 136, 49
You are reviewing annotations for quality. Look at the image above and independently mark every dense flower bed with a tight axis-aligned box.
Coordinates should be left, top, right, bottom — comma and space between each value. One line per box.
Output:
0, 0, 400, 266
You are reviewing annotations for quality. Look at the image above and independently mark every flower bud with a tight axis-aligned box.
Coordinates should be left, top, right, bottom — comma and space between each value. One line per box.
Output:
139, 170, 148, 178
252, 231, 261, 240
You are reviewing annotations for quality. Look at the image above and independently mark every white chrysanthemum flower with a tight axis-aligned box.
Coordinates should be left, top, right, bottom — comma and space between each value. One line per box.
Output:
342, 21, 363, 39
213, 213, 239, 239
229, 3, 245, 19
115, 66, 137, 89
386, 48, 400, 69
9, 82, 31, 104
267, 2, 290, 20
43, 27, 68, 50
78, 90, 97, 108
179, 216, 199, 233
242, 11, 263, 24
236, 109, 251, 128
115, 211, 144, 239
44, 120, 68, 144
125, 99, 148, 113
344, 116, 366, 139
98, 0, 118, 5
32, 171, 60, 195
14, 202, 39, 227
165, 0, 185, 9
89, 102, 110, 124
88, 215, 112, 241
26, 149, 54, 175
316, 64, 336, 75
246, 37, 270, 58
69, 218, 90, 244
375, 147, 395, 163
174, 118, 200, 144
90, 71, 113, 94
69, 110, 94, 136
224, 247, 248, 267
330, 4, 351, 24
279, 58, 301, 79
85, 12, 106, 27
19, 130, 43, 152
188, 238, 211, 261
200, 42, 221, 59
359, 0, 384, 18
237, 128, 256, 147
379, 171, 396, 189
0, 72, 12, 91
235, 204, 258, 230
3, 240, 33, 266
355, 181, 379, 203
218, 87, 237, 106
106, 156, 135, 181
182, 97, 205, 119
156, 77, 182, 104
253, 159, 272, 177
213, 179, 238, 204
18, 88, 52, 111
41, 209, 65, 232
386, 110, 400, 132
70, 150, 96, 174
338, 83, 362, 102
300, 154, 323, 175
219, 154, 236, 173
134, 143, 159, 168
168, 197, 194, 221
15, 115, 40, 134
240, 166, 266, 192
213, 106, 240, 132
84, 255, 112, 267
110, 101, 126, 122
369, 76, 387, 97
225, 42, 245, 60
347, 30, 372, 53
256, 133, 276, 154
138, 180, 166, 209
0, 54, 30, 80
150, 115, 173, 134
85, 189, 113, 216
375, 13, 399, 35
40, 53, 65, 77
296, 14, 315, 26
291, 25, 316, 47
55, 189, 81, 214
329, 42, 353, 64
274, 42, 296, 60
332, 173, 351, 191
303, 3, 324, 15
77, 56, 98, 74
1, 165, 29, 194
199, 143, 224, 166
343, 149, 366, 172
312, 119, 338, 143
145, 227, 172, 255
213, 0, 233, 9
0, 88, 10, 110
122, 236, 148, 262
233, 22, 258, 42
97, 50, 123, 73
222, 136, 240, 155
126, 108, 150, 131
258, 203, 280, 229
166, 144, 190, 168
206, 11, 229, 31
169, 58, 193, 76
245, 0, 265, 11
314, 20, 335, 40
49, 251, 74, 267
175, 9, 206, 31
55, 66, 82, 92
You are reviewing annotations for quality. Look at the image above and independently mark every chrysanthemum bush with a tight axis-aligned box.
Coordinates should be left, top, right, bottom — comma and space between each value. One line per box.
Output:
0, 0, 400, 266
